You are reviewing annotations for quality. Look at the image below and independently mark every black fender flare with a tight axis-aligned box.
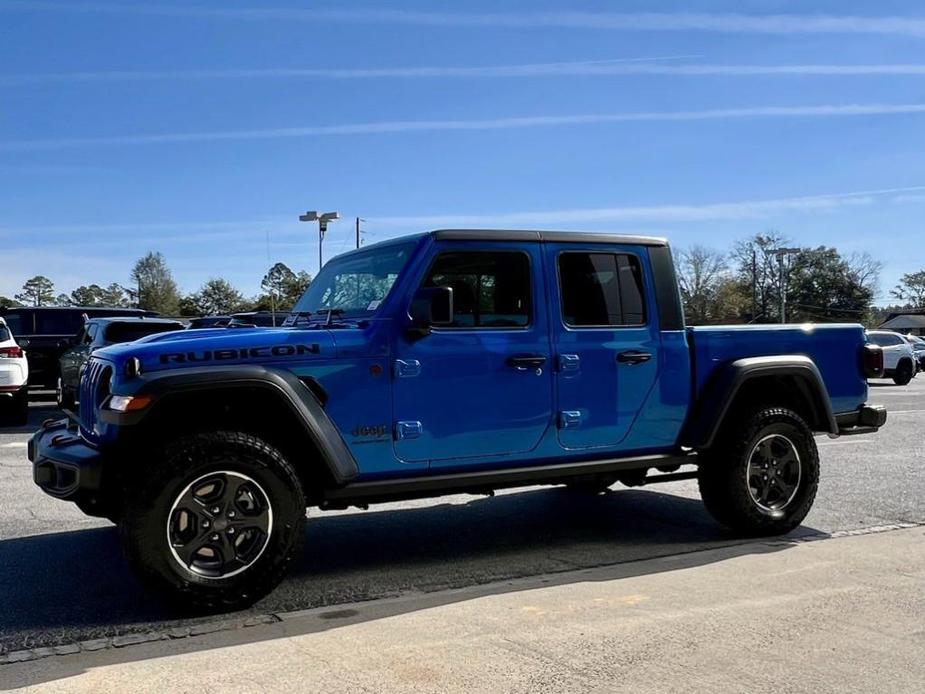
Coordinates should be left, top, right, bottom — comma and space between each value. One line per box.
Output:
682, 355, 837, 449
104, 365, 358, 485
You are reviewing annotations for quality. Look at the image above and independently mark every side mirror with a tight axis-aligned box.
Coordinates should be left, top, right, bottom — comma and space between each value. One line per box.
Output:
408, 287, 454, 335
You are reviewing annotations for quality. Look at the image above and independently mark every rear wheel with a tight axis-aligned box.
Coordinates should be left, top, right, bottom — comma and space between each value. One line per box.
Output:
12, 387, 28, 425
1, 388, 28, 426
119, 431, 306, 612
893, 360, 914, 386
698, 408, 819, 536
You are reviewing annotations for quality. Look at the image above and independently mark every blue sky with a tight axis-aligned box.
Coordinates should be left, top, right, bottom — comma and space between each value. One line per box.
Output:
3, 0, 925, 304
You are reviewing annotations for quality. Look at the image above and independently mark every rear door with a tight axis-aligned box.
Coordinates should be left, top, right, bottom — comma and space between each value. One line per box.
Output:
546, 244, 660, 450
391, 241, 554, 464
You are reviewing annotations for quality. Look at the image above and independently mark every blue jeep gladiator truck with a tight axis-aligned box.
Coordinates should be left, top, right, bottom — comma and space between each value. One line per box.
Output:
30, 230, 887, 610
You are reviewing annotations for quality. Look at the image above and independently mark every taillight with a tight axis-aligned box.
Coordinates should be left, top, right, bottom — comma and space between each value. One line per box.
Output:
0, 346, 23, 358
862, 343, 884, 378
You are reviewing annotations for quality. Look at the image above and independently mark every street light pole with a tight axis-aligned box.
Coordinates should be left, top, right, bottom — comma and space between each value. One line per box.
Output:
299, 210, 340, 273
773, 247, 800, 323
355, 217, 365, 249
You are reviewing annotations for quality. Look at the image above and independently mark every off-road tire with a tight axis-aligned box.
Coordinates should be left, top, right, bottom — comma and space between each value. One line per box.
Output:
12, 387, 28, 426
1, 388, 28, 426
698, 408, 819, 536
893, 360, 914, 386
119, 431, 306, 612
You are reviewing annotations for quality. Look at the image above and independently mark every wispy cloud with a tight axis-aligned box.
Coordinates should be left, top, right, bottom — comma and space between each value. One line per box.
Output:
11, 61, 925, 85
5, 3, 925, 38
367, 186, 925, 228
4, 103, 925, 151
5, 186, 925, 243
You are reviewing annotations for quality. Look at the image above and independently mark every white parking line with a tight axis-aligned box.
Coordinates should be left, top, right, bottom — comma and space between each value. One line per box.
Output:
884, 409, 925, 415
0, 442, 27, 448
818, 439, 876, 447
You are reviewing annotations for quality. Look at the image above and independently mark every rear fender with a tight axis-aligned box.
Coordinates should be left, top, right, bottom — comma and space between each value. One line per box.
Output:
683, 355, 837, 449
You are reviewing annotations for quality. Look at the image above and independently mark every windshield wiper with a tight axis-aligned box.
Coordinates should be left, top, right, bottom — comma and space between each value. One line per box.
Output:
323, 308, 345, 326
286, 310, 314, 327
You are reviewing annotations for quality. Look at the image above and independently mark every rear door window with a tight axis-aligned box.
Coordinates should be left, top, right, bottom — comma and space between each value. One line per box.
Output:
558, 252, 647, 327
870, 333, 902, 347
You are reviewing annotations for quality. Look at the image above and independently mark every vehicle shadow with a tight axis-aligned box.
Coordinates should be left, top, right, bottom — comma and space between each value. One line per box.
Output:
0, 402, 63, 435
0, 484, 825, 683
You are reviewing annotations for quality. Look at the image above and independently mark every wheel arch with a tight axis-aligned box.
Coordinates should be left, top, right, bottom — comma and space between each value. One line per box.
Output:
683, 355, 837, 450
116, 366, 358, 496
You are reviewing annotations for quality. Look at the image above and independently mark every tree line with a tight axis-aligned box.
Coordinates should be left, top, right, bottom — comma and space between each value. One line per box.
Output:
675, 231, 893, 325
4, 236, 923, 325
0, 252, 312, 317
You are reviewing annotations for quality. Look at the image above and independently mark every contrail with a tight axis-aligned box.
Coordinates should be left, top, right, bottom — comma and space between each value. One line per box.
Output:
4, 3, 925, 38
8, 61, 925, 85
3, 103, 925, 151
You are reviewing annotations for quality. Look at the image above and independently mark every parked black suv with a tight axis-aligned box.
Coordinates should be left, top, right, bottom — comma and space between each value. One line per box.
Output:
0, 307, 157, 388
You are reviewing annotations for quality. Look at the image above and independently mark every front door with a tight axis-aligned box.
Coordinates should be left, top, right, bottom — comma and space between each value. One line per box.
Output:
547, 244, 660, 450
392, 242, 553, 464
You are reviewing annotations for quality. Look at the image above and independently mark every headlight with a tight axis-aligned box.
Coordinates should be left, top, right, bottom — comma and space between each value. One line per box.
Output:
107, 395, 152, 412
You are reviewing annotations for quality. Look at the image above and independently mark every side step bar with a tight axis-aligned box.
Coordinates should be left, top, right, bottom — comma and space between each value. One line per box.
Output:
322, 452, 696, 506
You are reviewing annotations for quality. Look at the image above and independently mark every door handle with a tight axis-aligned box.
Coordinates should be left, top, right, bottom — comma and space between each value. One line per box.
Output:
507, 355, 547, 371
616, 350, 652, 365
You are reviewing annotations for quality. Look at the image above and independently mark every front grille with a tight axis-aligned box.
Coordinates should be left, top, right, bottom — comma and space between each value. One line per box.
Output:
78, 358, 111, 438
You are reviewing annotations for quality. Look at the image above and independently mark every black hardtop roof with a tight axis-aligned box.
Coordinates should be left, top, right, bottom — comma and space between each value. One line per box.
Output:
429, 229, 668, 246
333, 229, 668, 259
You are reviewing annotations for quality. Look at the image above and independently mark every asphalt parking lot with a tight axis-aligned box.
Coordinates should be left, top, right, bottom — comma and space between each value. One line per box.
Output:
1, 379, 923, 659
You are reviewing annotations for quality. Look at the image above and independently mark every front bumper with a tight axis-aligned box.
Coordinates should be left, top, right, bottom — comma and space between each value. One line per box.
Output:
835, 404, 887, 436
29, 418, 106, 508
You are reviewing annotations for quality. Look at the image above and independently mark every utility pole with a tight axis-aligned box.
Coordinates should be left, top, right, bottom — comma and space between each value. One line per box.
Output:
299, 210, 340, 273
773, 247, 800, 323
751, 250, 757, 321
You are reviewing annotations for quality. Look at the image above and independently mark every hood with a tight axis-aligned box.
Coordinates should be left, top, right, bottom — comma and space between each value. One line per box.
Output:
95, 326, 337, 375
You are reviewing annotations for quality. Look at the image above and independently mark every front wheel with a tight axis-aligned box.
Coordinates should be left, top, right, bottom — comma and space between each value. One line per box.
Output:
698, 408, 819, 536
119, 431, 306, 612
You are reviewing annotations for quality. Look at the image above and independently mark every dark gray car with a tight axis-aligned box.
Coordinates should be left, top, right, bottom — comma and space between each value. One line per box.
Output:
57, 317, 185, 409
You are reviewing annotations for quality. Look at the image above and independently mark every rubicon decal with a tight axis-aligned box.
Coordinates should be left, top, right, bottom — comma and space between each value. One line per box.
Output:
159, 344, 320, 364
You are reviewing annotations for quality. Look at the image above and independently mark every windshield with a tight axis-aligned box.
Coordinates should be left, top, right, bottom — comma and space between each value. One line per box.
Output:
291, 242, 416, 318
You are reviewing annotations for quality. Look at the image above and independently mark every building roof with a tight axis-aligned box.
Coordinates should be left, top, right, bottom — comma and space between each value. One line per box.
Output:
879, 315, 925, 329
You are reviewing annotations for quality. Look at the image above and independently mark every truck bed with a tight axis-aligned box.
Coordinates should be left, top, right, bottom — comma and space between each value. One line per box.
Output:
688, 324, 868, 416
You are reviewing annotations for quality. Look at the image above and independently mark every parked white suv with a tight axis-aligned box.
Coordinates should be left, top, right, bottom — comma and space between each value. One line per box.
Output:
867, 330, 916, 385
0, 317, 29, 425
